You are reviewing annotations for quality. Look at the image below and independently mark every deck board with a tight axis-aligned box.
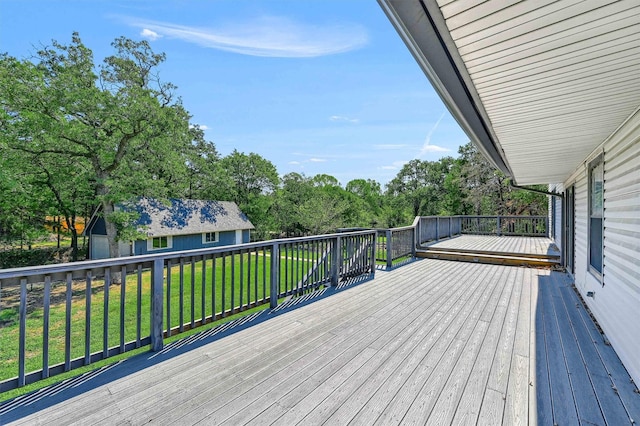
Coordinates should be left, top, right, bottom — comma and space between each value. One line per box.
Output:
3, 238, 640, 426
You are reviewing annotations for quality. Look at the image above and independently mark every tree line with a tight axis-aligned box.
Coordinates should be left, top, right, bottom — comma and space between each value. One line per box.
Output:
0, 34, 547, 261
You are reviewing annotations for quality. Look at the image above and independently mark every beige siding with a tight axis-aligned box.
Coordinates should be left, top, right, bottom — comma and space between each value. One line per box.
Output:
566, 110, 640, 385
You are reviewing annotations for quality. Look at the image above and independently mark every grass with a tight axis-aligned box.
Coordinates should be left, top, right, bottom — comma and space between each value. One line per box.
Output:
0, 248, 326, 401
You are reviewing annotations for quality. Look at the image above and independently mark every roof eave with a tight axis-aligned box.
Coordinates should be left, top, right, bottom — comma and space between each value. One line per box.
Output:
378, 0, 514, 179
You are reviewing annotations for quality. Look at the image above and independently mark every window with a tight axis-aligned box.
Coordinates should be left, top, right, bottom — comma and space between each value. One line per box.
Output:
588, 156, 603, 275
147, 236, 172, 251
202, 232, 219, 244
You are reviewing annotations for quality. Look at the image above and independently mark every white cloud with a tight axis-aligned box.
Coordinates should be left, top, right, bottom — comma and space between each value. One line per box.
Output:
309, 158, 326, 162
141, 28, 161, 41
380, 159, 408, 171
419, 111, 450, 156
123, 16, 368, 58
189, 124, 209, 130
420, 144, 449, 153
329, 115, 360, 124
288, 161, 301, 165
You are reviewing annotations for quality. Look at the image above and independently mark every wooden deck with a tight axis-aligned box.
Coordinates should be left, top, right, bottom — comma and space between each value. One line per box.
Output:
2, 258, 639, 425
425, 235, 560, 257
419, 235, 561, 268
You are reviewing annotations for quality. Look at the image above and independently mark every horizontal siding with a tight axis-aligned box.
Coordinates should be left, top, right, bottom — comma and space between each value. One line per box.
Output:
599, 110, 640, 386
573, 169, 589, 293
567, 109, 640, 387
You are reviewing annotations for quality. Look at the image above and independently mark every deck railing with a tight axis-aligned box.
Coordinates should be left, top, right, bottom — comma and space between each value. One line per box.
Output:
340, 215, 548, 269
417, 215, 548, 244
460, 215, 548, 236
0, 230, 375, 392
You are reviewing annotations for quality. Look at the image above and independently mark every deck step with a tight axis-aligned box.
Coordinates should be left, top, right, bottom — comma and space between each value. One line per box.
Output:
416, 248, 561, 268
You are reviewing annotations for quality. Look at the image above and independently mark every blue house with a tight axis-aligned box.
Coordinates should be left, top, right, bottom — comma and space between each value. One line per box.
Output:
85, 198, 254, 259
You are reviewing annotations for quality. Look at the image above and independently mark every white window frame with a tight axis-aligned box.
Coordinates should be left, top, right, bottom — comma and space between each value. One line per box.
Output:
588, 155, 604, 280
147, 235, 172, 251
202, 232, 219, 244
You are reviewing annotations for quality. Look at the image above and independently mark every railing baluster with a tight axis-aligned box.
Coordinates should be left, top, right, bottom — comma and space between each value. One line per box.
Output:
231, 252, 235, 314
103, 268, 110, 358
179, 259, 184, 332
201, 256, 206, 323
120, 266, 126, 351
239, 252, 244, 311
262, 248, 266, 303
18, 278, 27, 387
270, 243, 279, 308
295, 243, 300, 294
85, 271, 91, 365
190, 259, 195, 328
221, 255, 226, 317
247, 250, 251, 307
212, 254, 217, 317
136, 265, 142, 348
65, 273, 72, 371
42, 275, 51, 379
166, 260, 172, 336
254, 248, 259, 303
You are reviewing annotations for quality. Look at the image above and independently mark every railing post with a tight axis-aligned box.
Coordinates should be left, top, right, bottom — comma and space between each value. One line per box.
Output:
435, 217, 440, 241
270, 243, 279, 309
448, 217, 452, 238
331, 235, 341, 286
497, 216, 502, 236
370, 233, 376, 275
411, 227, 416, 258
150, 258, 164, 352
386, 229, 393, 269
545, 216, 549, 236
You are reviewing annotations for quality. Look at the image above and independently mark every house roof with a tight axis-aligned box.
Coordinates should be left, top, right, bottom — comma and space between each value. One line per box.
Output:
124, 198, 254, 237
379, 0, 640, 185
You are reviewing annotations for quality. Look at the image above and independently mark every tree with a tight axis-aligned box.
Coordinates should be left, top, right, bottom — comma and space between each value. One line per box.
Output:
385, 158, 454, 220
345, 178, 385, 227
456, 142, 547, 216
1, 33, 195, 257
273, 173, 314, 236
218, 150, 279, 239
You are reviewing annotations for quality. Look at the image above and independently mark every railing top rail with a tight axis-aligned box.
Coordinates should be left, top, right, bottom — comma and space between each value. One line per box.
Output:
0, 229, 376, 282
417, 215, 546, 218
456, 215, 547, 219
386, 225, 415, 232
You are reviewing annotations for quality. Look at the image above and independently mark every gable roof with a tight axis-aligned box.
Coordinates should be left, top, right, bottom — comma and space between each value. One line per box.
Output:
124, 198, 254, 237
379, 0, 640, 185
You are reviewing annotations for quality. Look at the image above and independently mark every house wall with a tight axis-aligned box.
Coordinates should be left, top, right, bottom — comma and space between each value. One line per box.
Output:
90, 235, 109, 260
133, 230, 248, 256
565, 109, 640, 385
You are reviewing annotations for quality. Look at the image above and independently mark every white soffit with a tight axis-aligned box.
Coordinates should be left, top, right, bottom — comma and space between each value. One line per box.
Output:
436, 0, 640, 185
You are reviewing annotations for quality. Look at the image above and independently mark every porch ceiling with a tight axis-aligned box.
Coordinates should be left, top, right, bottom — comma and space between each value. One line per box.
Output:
379, 0, 640, 185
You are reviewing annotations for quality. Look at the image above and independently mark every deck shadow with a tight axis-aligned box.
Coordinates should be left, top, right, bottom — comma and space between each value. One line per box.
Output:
534, 271, 640, 425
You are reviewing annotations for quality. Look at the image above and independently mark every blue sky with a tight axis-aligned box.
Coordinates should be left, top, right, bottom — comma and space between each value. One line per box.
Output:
0, 0, 469, 186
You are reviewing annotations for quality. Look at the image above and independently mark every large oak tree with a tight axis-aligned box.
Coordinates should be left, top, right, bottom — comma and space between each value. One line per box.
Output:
1, 33, 196, 257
